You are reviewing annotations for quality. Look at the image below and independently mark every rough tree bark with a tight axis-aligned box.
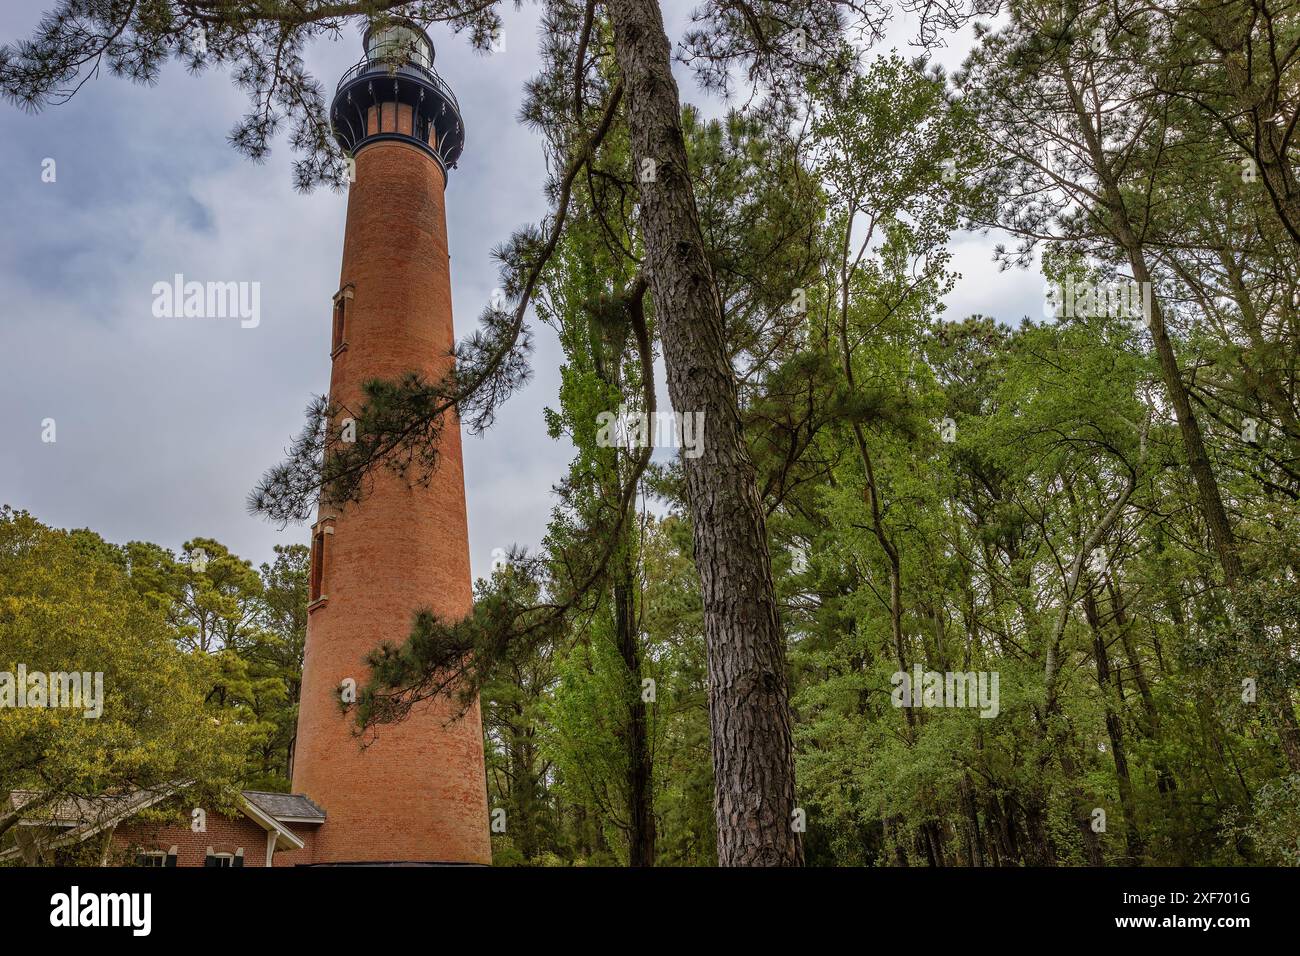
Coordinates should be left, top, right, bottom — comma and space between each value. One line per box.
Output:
605, 0, 803, 865
614, 572, 657, 865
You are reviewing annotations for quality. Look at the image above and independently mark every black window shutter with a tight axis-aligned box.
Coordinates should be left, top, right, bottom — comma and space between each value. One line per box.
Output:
165, 853, 177, 867
233, 854, 244, 868
134, 853, 146, 866
204, 854, 218, 867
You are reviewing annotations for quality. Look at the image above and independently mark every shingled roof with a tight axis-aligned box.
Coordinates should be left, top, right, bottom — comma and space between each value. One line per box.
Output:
0, 786, 325, 863
241, 790, 326, 823
7, 785, 179, 829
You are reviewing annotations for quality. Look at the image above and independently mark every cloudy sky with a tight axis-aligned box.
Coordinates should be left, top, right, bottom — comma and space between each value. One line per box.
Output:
0, 2, 1041, 580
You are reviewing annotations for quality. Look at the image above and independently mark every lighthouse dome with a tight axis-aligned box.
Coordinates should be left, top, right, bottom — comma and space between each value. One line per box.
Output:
363, 19, 435, 70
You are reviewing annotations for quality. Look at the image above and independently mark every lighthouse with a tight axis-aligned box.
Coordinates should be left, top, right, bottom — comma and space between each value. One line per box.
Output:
290, 20, 491, 865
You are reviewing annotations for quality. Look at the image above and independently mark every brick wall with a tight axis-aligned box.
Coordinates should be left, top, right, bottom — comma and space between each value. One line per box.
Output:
290, 138, 491, 864
112, 808, 321, 867
113, 811, 270, 867
271, 828, 318, 867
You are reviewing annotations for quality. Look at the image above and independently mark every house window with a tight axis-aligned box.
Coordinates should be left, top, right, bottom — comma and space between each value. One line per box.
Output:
136, 845, 177, 867
204, 848, 244, 868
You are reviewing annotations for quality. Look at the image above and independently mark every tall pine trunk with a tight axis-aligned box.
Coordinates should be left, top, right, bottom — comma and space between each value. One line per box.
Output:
606, 0, 802, 865
614, 574, 657, 865
1060, 65, 1241, 586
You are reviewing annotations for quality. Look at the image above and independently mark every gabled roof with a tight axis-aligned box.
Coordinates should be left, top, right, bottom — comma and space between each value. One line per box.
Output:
9, 783, 184, 832
241, 790, 326, 824
1, 783, 187, 862
1, 785, 324, 860
235, 794, 305, 852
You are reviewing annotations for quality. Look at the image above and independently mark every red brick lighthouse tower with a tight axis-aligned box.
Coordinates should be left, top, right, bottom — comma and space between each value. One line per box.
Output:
291, 20, 490, 865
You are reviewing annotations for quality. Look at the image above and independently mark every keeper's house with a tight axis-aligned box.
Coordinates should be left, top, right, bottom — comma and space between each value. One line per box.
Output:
2, 786, 324, 867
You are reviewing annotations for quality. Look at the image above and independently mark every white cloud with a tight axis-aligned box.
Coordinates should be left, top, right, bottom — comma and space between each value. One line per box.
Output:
0, 1, 1015, 582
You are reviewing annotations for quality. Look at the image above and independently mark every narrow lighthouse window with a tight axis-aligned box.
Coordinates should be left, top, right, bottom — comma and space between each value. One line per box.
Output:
332, 297, 346, 353
310, 526, 326, 602
332, 285, 353, 356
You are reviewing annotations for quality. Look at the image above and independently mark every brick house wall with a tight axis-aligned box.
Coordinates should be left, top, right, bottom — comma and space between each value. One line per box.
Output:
111, 808, 320, 867
271, 829, 317, 867
113, 811, 270, 866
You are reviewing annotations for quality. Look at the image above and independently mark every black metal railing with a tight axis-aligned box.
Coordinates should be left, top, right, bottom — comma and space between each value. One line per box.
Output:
335, 54, 460, 114
330, 51, 466, 172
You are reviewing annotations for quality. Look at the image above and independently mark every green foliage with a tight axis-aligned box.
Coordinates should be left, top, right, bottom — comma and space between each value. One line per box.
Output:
8, 0, 1298, 868
0, 509, 257, 859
